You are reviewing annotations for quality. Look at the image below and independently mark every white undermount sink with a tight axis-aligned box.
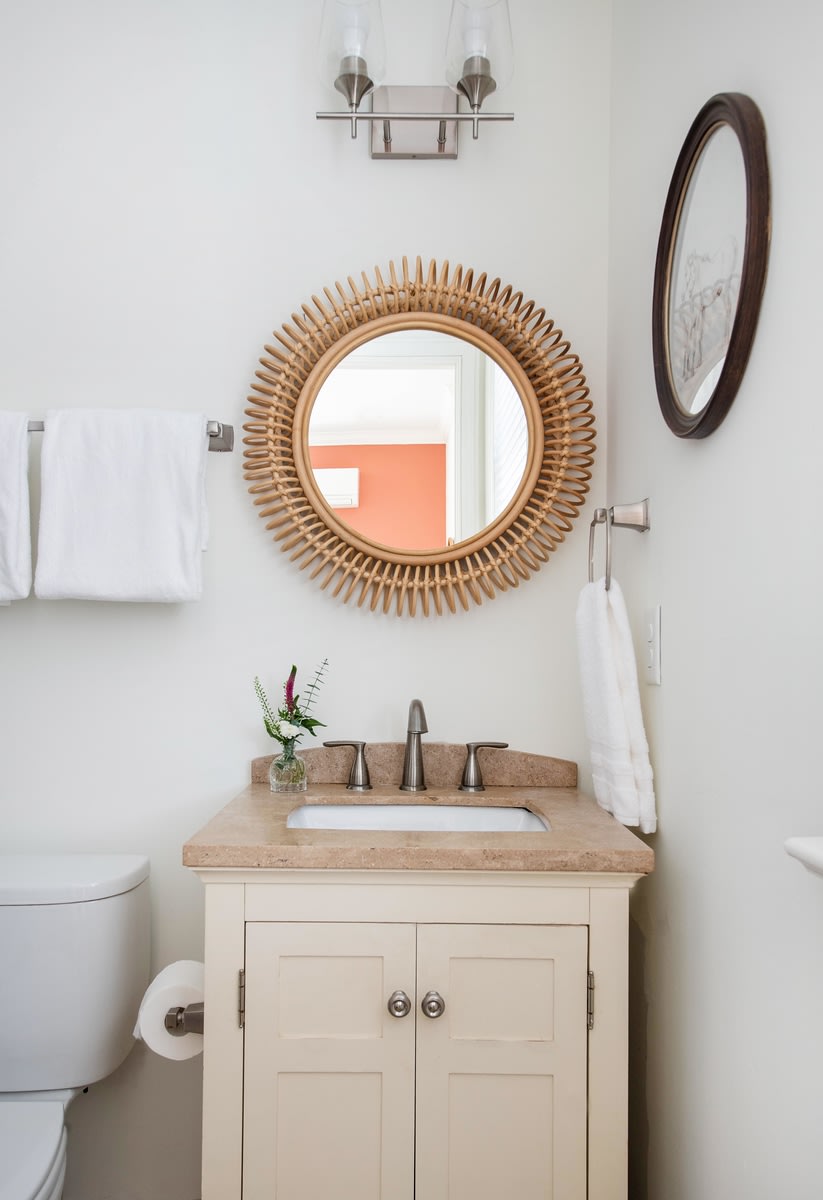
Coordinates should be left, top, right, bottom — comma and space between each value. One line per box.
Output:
785, 837, 823, 878
287, 804, 550, 833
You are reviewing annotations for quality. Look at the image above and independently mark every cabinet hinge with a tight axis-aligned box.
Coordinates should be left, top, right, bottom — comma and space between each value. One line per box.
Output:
587, 970, 595, 1031
238, 968, 246, 1029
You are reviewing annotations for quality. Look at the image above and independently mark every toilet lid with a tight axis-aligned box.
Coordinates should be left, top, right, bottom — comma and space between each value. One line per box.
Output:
0, 1102, 65, 1200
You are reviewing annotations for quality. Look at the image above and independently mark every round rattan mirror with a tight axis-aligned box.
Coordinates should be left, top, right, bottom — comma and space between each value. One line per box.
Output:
243, 257, 595, 615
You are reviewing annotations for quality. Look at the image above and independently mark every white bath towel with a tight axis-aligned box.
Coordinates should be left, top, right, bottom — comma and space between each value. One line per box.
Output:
0, 412, 32, 604
34, 409, 209, 602
576, 577, 657, 833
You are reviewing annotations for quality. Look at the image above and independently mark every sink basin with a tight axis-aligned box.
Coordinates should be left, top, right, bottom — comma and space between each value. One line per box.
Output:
785, 836, 823, 878
287, 804, 550, 833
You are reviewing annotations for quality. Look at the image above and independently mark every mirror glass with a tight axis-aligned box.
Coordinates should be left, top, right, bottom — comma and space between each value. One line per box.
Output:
667, 124, 746, 416
307, 330, 528, 551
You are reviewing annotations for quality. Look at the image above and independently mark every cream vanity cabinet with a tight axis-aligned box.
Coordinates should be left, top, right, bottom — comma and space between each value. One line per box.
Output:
186, 757, 652, 1200
192, 866, 643, 1200
244, 916, 587, 1199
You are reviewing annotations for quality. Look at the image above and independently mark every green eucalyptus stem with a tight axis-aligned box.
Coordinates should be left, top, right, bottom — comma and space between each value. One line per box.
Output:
302, 657, 329, 714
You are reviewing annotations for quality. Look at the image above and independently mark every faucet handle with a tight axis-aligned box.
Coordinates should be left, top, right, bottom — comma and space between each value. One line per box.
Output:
459, 742, 509, 792
323, 741, 372, 791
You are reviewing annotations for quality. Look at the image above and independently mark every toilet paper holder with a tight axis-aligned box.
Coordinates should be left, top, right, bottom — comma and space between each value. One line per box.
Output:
164, 1001, 204, 1037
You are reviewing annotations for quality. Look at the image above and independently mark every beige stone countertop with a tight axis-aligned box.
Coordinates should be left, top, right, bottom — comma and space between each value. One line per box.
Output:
183, 783, 654, 875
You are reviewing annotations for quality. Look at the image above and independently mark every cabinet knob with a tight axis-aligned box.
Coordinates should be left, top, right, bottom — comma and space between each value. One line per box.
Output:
387, 990, 412, 1018
421, 990, 446, 1019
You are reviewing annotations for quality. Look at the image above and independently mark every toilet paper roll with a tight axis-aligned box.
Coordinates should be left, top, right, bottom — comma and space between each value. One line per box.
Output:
133, 959, 204, 1061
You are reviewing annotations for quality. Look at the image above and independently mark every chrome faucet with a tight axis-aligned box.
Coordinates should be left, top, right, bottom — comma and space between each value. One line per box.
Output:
400, 699, 428, 791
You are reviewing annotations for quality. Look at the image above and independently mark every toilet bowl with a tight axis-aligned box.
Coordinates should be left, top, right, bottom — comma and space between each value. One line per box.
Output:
0, 855, 150, 1200
0, 1101, 67, 1200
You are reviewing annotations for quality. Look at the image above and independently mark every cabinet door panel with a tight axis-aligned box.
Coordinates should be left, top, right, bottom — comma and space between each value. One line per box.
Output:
415, 924, 588, 1200
243, 923, 416, 1200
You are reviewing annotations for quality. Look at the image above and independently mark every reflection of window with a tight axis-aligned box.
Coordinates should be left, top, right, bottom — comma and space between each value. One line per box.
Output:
489, 362, 528, 516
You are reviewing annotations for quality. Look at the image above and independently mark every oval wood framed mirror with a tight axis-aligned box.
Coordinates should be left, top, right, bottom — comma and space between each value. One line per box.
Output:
243, 257, 595, 615
652, 92, 771, 438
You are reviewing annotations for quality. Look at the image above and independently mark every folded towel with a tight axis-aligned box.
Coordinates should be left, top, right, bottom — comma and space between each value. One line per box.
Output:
0, 412, 32, 604
34, 409, 209, 602
576, 577, 657, 833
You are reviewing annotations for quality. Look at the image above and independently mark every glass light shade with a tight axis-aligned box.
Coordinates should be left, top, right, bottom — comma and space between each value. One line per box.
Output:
319, 0, 387, 107
445, 0, 514, 107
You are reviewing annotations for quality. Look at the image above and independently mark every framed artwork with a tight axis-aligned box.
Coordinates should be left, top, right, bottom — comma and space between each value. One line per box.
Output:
652, 93, 771, 438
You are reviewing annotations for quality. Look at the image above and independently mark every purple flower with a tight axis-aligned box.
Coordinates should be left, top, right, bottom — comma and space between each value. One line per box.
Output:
285, 665, 297, 713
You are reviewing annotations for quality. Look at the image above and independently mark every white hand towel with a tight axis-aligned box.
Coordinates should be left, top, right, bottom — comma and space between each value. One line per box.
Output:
0, 412, 32, 603
34, 409, 209, 602
576, 577, 657, 834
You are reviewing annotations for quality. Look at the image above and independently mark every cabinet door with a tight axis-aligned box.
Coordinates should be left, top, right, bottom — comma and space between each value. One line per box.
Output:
243, 922, 416, 1200
415, 924, 588, 1200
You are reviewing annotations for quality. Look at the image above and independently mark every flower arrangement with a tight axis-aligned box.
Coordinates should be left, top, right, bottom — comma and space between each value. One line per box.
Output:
254, 659, 328, 754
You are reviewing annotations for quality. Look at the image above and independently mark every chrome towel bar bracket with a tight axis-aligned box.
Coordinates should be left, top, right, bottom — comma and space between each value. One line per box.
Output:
588, 499, 650, 590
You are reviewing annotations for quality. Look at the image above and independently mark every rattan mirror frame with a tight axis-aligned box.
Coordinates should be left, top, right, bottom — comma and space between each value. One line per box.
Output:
243, 257, 595, 616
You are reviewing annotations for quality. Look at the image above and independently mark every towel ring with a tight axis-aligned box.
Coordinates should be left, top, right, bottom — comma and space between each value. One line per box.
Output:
588, 500, 650, 590
588, 508, 612, 588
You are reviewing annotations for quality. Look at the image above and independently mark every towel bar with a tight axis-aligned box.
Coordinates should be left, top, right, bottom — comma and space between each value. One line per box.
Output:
26, 418, 234, 452
588, 500, 650, 590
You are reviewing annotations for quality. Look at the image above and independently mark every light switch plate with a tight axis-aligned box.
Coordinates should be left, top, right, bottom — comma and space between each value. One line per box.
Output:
644, 605, 662, 686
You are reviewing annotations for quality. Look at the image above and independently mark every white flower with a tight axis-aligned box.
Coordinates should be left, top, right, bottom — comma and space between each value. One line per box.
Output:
279, 720, 303, 739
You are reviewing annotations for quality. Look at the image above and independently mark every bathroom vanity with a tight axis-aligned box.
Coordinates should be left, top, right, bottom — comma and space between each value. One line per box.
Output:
184, 746, 653, 1200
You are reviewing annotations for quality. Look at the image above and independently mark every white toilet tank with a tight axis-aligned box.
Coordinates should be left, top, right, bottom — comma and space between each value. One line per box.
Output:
0, 854, 150, 1093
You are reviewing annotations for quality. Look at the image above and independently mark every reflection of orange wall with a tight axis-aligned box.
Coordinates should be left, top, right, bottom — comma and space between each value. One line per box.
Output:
311, 444, 446, 550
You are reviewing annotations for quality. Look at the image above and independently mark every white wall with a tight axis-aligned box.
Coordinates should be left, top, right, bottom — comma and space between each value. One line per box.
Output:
608, 2, 823, 1197
0, 3, 611, 1197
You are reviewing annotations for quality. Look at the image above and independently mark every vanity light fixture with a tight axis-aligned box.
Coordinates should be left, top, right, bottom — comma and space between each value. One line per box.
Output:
316, 0, 514, 159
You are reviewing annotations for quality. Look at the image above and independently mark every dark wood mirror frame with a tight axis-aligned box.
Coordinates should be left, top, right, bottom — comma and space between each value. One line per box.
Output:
243, 257, 596, 616
652, 92, 771, 439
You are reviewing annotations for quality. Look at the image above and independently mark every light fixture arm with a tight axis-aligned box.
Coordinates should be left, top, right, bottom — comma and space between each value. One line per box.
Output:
333, 53, 375, 137
316, 108, 513, 141
456, 54, 498, 139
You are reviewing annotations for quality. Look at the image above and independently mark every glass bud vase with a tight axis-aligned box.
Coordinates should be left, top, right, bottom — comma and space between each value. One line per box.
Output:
269, 739, 307, 793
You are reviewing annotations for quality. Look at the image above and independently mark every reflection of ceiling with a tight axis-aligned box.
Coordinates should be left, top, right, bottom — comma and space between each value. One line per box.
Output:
310, 365, 455, 444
